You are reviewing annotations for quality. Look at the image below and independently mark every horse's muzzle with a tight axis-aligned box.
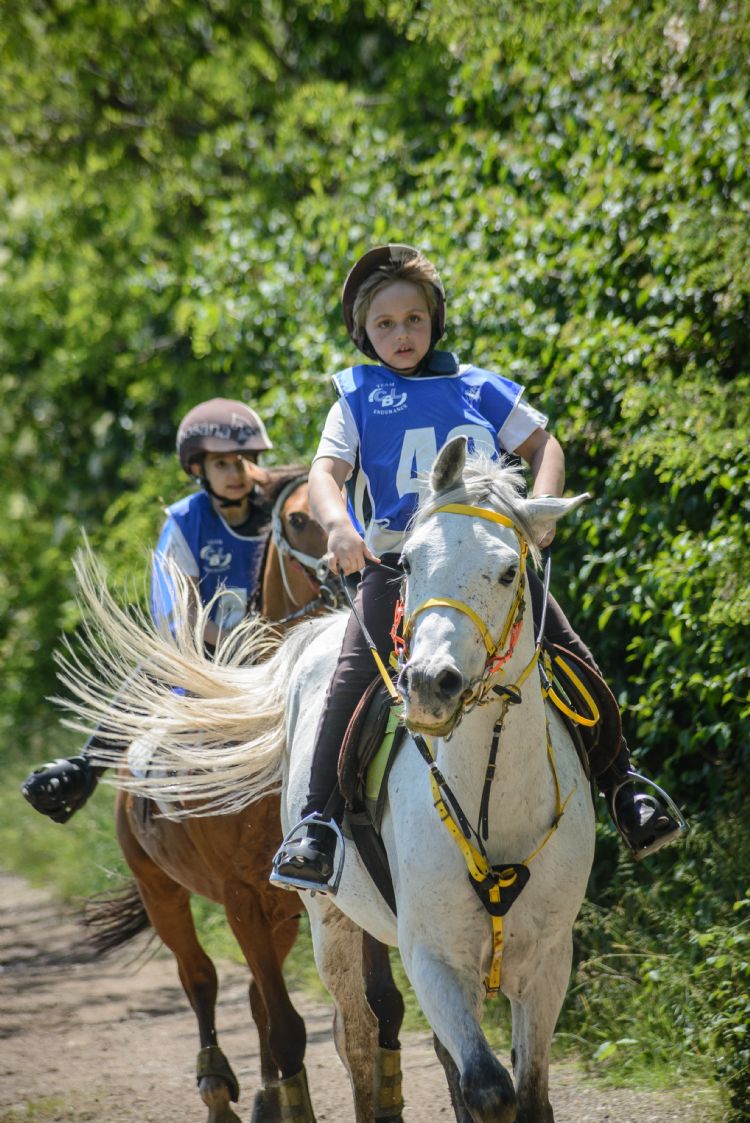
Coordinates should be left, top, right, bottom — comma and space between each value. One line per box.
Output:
397, 660, 467, 734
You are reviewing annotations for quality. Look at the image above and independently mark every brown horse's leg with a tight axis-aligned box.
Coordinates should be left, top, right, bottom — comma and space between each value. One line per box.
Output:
222, 882, 307, 1081
362, 934, 403, 1049
116, 801, 240, 1123
363, 935, 405, 1121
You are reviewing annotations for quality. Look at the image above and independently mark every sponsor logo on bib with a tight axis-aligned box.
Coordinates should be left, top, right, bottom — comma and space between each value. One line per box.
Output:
200, 542, 232, 572
368, 384, 408, 413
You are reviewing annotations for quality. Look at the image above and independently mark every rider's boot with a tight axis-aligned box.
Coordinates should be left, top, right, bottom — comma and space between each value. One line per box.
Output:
21, 751, 102, 824
601, 748, 686, 860
270, 816, 339, 892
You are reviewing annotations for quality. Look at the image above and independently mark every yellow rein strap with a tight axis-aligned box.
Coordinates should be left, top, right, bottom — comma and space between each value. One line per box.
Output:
543, 652, 600, 728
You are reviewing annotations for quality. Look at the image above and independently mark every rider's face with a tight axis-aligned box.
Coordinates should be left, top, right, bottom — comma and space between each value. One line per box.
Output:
364, 281, 432, 374
199, 452, 267, 500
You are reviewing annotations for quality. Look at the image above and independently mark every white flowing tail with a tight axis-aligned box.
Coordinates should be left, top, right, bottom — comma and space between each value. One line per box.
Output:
53, 543, 340, 815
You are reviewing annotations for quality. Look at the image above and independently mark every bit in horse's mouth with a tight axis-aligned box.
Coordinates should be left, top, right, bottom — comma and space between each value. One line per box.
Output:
402, 709, 461, 739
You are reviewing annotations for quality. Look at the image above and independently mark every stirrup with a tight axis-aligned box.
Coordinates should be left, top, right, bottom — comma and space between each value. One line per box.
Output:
269, 813, 345, 897
611, 769, 689, 860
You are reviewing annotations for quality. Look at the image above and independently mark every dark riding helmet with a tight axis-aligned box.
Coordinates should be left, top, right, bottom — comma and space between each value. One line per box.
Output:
176, 398, 273, 476
341, 244, 446, 362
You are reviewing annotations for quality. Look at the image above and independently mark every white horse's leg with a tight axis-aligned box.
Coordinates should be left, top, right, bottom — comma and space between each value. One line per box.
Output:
406, 943, 516, 1123
509, 934, 574, 1123
308, 897, 380, 1123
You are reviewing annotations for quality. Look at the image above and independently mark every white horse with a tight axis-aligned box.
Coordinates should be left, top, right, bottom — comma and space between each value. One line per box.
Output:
61, 438, 595, 1122
279, 438, 595, 1123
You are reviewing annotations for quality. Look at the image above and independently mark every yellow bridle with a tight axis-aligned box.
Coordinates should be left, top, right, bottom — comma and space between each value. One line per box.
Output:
401, 503, 535, 696
398, 501, 575, 995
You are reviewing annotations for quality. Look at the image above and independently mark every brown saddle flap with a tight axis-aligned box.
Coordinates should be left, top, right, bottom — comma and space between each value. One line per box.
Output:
337, 677, 402, 917
547, 643, 622, 778
338, 677, 397, 807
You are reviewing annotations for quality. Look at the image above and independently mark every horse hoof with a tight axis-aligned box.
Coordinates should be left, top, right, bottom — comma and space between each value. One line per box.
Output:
250, 1084, 282, 1123
460, 1050, 517, 1123
199, 1076, 242, 1123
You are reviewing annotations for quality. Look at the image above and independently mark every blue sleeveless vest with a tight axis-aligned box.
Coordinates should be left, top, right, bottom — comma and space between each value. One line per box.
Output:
151, 490, 268, 631
334, 363, 522, 548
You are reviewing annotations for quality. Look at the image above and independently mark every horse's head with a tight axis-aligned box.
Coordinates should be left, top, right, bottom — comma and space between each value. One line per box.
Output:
260, 470, 339, 624
275, 477, 328, 572
396, 436, 588, 735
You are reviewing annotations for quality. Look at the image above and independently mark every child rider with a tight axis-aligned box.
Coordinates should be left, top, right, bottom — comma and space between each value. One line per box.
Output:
271, 244, 683, 892
22, 398, 274, 823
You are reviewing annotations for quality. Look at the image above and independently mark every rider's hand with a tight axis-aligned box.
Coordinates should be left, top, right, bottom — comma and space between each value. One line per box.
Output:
327, 522, 379, 576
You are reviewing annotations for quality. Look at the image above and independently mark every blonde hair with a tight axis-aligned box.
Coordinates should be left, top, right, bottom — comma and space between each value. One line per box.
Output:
352, 249, 441, 344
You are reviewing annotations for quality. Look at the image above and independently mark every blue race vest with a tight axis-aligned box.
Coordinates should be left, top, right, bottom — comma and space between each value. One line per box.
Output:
151, 490, 268, 631
334, 363, 522, 548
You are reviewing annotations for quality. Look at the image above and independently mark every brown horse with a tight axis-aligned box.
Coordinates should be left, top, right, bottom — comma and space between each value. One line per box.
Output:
84, 467, 405, 1123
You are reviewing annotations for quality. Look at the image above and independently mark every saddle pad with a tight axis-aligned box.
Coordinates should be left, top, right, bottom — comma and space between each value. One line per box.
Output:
338, 676, 401, 807
338, 678, 405, 916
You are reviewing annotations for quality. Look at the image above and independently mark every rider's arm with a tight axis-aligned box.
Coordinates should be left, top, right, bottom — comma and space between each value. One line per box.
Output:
308, 457, 379, 575
168, 570, 225, 647
513, 427, 566, 547
515, 428, 565, 498
198, 593, 223, 647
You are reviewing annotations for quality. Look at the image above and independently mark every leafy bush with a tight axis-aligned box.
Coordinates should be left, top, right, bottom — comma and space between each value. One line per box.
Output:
558, 800, 750, 1117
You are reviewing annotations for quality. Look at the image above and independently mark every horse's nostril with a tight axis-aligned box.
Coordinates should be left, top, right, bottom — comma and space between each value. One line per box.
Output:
397, 666, 411, 698
436, 668, 463, 700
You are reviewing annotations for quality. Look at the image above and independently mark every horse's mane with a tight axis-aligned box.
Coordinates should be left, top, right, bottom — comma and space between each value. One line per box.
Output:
410, 453, 542, 568
260, 464, 309, 504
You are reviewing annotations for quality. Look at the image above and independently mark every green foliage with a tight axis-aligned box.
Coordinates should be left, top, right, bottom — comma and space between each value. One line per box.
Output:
0, 745, 130, 900
1, 0, 748, 1101
557, 802, 750, 1117
693, 910, 750, 1121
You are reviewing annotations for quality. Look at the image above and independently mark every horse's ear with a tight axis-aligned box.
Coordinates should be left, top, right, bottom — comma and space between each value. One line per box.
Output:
431, 436, 467, 493
523, 493, 590, 539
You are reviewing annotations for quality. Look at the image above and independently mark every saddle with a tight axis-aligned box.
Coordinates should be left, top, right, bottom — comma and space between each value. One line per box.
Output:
337, 677, 405, 915
338, 676, 405, 818
336, 648, 623, 915
543, 644, 622, 780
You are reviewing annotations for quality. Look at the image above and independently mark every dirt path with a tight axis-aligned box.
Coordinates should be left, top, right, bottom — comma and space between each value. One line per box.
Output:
0, 872, 717, 1122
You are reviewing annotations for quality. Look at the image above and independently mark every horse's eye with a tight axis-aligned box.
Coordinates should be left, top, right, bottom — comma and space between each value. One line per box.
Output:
287, 513, 307, 531
499, 566, 517, 587
400, 555, 411, 575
